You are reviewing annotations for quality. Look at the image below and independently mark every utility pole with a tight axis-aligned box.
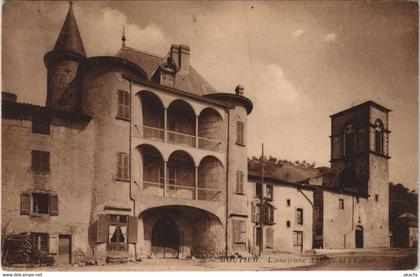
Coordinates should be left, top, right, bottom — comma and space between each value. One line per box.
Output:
258, 143, 265, 257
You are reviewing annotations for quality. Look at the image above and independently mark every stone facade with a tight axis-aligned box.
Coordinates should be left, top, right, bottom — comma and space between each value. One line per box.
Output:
2, 3, 253, 264
312, 101, 391, 249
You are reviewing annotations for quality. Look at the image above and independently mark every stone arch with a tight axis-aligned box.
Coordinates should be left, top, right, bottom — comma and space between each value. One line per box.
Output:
198, 156, 224, 201
167, 100, 196, 147
198, 108, 224, 152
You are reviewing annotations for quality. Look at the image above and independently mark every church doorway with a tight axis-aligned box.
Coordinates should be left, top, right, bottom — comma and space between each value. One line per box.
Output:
151, 216, 180, 258
355, 225, 364, 248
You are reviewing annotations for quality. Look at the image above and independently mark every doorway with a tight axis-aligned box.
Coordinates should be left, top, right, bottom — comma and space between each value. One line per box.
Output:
152, 216, 180, 258
355, 226, 364, 248
56, 235, 71, 264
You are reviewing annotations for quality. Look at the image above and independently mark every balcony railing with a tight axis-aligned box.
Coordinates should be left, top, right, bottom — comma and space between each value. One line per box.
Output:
140, 181, 221, 201
166, 183, 195, 200
142, 181, 164, 196
198, 137, 222, 152
167, 130, 196, 148
137, 125, 223, 153
143, 125, 164, 141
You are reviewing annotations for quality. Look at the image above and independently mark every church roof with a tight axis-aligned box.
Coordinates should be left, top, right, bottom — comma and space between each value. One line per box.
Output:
117, 47, 217, 96
53, 3, 86, 58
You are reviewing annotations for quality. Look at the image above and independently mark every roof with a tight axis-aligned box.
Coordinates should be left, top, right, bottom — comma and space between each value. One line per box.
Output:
2, 100, 91, 122
53, 3, 86, 58
248, 158, 321, 183
330, 101, 391, 118
117, 47, 217, 96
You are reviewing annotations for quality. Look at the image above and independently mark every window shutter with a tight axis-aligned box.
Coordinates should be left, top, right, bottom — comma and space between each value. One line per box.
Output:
123, 154, 129, 180
20, 193, 31, 215
251, 203, 256, 223
49, 233, 58, 254
124, 92, 130, 118
118, 91, 124, 117
127, 216, 138, 244
96, 214, 109, 243
31, 151, 39, 172
240, 172, 244, 193
49, 194, 59, 216
239, 221, 246, 243
232, 220, 240, 243
117, 153, 123, 179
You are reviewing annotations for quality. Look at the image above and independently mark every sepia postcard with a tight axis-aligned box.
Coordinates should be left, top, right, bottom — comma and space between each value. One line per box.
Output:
1, 0, 418, 275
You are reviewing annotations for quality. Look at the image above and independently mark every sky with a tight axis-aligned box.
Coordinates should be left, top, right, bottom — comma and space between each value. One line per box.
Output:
2, 1, 418, 190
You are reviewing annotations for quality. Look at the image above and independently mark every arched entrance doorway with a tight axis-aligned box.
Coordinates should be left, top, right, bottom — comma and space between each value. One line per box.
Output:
355, 225, 364, 248
152, 216, 180, 258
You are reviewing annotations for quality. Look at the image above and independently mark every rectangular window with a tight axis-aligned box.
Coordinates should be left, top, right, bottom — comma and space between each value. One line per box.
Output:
286, 220, 291, 228
266, 184, 273, 200
296, 208, 303, 225
32, 113, 50, 135
31, 232, 49, 252
31, 150, 50, 173
236, 171, 244, 194
264, 205, 275, 225
287, 199, 291, 207
293, 231, 303, 246
236, 121, 244, 145
21, 193, 58, 216
256, 183, 262, 199
116, 152, 129, 180
117, 90, 130, 120
339, 199, 344, 210
232, 219, 246, 244
375, 194, 379, 201
32, 193, 49, 214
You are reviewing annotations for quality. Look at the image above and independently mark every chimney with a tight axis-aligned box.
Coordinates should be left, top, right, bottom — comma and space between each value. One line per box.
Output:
170, 44, 180, 69
2, 92, 17, 102
235, 85, 244, 96
179, 44, 190, 73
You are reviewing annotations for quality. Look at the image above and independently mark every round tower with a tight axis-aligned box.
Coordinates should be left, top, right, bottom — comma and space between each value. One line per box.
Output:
206, 85, 253, 255
44, 2, 86, 112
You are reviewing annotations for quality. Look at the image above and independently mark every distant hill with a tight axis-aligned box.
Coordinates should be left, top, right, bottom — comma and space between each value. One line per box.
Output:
248, 156, 322, 183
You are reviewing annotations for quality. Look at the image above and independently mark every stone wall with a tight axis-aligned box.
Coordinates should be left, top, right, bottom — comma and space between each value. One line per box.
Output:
2, 115, 95, 261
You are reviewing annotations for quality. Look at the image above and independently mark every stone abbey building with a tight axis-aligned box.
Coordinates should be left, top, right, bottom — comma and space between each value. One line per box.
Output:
2, 3, 390, 265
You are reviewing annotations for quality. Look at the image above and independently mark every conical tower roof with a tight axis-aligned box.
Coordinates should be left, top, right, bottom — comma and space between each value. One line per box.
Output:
53, 2, 86, 58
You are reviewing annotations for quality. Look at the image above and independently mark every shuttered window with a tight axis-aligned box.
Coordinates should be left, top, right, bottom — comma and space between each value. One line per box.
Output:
117, 152, 129, 181
236, 121, 244, 145
264, 204, 275, 225
236, 171, 244, 194
232, 219, 246, 244
117, 90, 130, 120
31, 233, 49, 252
296, 208, 303, 225
266, 228, 274, 248
20, 192, 58, 216
251, 202, 260, 223
20, 193, 31, 215
31, 150, 50, 173
96, 214, 138, 245
293, 231, 303, 246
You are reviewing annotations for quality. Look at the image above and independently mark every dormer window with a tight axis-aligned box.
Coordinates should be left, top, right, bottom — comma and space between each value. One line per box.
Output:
343, 124, 356, 157
374, 120, 384, 155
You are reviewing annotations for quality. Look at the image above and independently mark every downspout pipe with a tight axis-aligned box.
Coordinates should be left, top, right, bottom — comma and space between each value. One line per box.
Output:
128, 80, 138, 261
225, 108, 230, 256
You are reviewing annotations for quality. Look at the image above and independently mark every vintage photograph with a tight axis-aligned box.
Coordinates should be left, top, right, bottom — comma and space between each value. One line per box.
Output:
1, 0, 418, 273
